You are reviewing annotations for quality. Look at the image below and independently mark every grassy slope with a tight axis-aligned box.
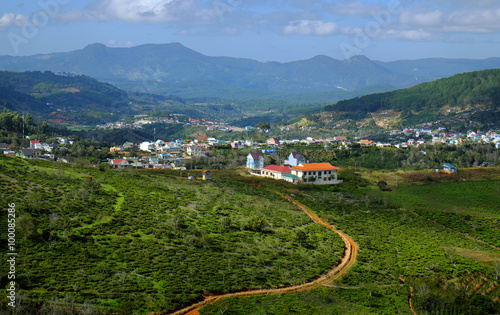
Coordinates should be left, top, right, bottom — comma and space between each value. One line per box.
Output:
0, 156, 343, 313
202, 168, 500, 314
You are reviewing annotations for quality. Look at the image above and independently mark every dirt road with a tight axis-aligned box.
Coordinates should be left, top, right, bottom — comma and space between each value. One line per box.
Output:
167, 197, 358, 315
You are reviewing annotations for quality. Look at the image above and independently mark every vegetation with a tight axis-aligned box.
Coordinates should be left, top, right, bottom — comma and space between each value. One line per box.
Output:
0, 156, 344, 313
198, 167, 500, 314
326, 69, 500, 113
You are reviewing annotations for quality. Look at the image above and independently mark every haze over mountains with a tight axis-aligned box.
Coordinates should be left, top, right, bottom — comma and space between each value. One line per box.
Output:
1, 43, 500, 101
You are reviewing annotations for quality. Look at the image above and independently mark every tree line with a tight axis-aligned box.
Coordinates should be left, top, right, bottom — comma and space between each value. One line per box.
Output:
325, 69, 500, 113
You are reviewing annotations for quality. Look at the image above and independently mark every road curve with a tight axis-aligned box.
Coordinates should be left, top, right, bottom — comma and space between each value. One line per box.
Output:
163, 196, 358, 315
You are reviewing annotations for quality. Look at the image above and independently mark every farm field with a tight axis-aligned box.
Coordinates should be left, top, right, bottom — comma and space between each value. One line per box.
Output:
0, 156, 344, 313
383, 169, 500, 248
198, 168, 500, 314
1, 157, 499, 314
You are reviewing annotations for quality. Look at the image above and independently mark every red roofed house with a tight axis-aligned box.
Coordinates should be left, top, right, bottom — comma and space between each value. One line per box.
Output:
30, 140, 41, 149
261, 165, 292, 180
267, 138, 280, 146
109, 159, 130, 169
291, 163, 342, 185
359, 140, 375, 147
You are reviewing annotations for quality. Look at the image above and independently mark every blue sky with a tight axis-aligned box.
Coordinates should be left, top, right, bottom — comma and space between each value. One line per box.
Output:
1, 0, 500, 61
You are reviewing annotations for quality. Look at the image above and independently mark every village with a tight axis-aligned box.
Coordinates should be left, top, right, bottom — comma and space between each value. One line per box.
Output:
2, 126, 498, 180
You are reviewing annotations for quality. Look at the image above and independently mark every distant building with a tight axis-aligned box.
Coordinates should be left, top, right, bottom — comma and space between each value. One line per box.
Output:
186, 145, 202, 157
202, 170, 211, 180
359, 140, 375, 147
267, 138, 280, 146
140, 142, 155, 152
18, 149, 41, 159
109, 159, 129, 169
282, 173, 300, 184
30, 140, 41, 149
285, 151, 306, 166
443, 164, 457, 174
260, 165, 292, 180
291, 163, 342, 185
246, 152, 265, 170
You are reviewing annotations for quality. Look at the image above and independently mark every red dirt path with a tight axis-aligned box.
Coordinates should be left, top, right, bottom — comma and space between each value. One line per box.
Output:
164, 196, 358, 315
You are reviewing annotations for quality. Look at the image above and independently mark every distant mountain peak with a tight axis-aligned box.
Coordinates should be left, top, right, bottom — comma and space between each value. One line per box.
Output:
310, 55, 334, 60
0, 43, 499, 96
346, 55, 372, 63
83, 43, 108, 50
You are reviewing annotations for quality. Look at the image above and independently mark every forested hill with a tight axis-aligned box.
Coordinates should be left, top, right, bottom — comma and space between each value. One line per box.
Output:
325, 69, 500, 113
0, 71, 133, 121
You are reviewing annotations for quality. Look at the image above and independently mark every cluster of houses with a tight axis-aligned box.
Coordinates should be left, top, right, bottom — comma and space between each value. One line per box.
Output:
96, 115, 224, 131
110, 138, 232, 158
108, 156, 185, 170
1, 138, 73, 161
247, 151, 343, 185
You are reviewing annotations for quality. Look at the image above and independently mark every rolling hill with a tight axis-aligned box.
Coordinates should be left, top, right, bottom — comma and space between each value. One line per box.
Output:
2, 42, 499, 101
325, 69, 500, 113
0, 71, 133, 124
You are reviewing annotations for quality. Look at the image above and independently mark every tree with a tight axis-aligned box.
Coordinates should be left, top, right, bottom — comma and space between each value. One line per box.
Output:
0, 109, 13, 131
295, 230, 308, 247
38, 121, 48, 134
256, 122, 270, 132
24, 113, 33, 125
494, 261, 500, 280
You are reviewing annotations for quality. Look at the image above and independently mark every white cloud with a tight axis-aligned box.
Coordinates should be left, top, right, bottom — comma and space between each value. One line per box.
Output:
0, 13, 29, 30
329, 2, 379, 17
385, 29, 435, 41
94, 0, 195, 23
400, 10, 443, 27
446, 8, 500, 33
284, 20, 341, 36
58, 0, 219, 25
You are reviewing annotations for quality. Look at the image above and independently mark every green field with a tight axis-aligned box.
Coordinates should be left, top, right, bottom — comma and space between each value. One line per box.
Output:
0, 156, 344, 313
1, 158, 499, 314
385, 178, 500, 248
200, 170, 500, 315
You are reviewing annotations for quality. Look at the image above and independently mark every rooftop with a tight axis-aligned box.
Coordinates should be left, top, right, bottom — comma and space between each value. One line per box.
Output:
292, 163, 340, 171
262, 165, 292, 173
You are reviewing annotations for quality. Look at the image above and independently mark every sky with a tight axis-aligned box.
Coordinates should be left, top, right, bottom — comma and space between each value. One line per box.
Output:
0, 0, 500, 62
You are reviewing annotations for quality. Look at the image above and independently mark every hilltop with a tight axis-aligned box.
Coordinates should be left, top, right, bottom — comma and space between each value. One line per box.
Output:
322, 69, 500, 129
1, 43, 500, 101
0, 71, 131, 125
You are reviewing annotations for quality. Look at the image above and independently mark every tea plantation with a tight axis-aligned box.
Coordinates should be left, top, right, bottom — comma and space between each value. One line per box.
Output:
201, 169, 500, 315
0, 156, 344, 313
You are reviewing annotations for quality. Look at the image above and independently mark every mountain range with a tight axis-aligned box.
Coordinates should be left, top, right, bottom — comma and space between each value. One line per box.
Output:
1, 43, 500, 101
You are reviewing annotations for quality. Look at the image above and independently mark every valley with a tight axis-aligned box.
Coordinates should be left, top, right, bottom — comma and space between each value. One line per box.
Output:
0, 44, 499, 315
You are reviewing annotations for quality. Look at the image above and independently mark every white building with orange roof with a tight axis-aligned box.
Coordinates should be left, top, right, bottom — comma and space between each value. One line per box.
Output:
291, 163, 342, 185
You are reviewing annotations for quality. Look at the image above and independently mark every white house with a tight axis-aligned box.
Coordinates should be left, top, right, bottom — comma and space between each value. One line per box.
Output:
260, 165, 292, 180
30, 140, 42, 149
291, 163, 342, 185
247, 152, 265, 170
186, 145, 202, 157
285, 152, 306, 166
140, 142, 155, 152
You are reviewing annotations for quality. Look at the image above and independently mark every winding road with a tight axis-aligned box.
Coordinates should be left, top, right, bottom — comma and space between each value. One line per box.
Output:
166, 196, 358, 315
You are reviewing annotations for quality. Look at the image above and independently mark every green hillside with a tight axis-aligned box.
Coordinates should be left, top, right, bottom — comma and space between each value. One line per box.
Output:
0, 71, 129, 111
326, 69, 500, 113
0, 156, 343, 313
